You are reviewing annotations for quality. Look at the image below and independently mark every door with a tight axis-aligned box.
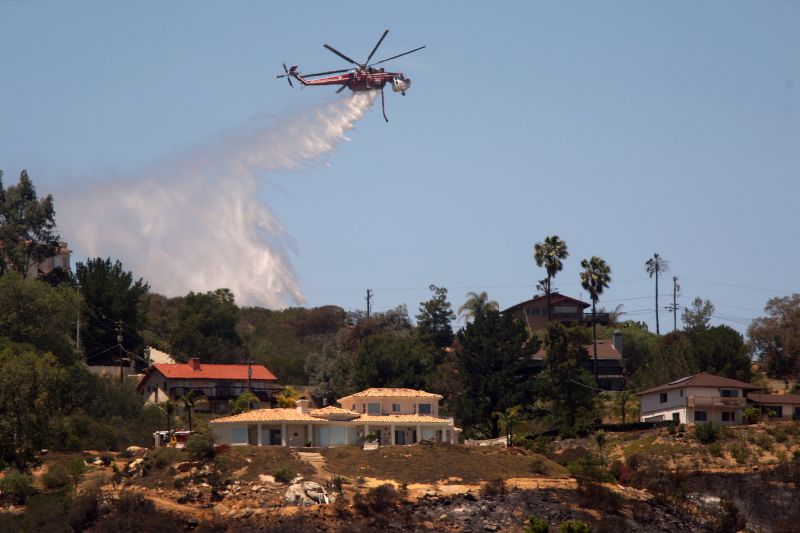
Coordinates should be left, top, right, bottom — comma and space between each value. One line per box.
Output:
247, 425, 258, 445
270, 429, 282, 446
395, 430, 405, 445
794, 407, 800, 421
672, 413, 680, 423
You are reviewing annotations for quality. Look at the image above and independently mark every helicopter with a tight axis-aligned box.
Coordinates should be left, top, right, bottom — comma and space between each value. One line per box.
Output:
276, 30, 425, 122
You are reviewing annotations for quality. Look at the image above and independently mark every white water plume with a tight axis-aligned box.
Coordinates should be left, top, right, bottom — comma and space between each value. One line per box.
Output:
59, 92, 376, 307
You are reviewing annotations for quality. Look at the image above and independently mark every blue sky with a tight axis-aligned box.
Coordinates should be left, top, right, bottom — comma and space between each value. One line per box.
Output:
1, 1, 798, 334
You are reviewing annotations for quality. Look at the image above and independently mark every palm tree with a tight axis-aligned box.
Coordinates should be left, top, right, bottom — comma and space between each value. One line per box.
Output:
276, 386, 302, 408
580, 256, 612, 384
457, 291, 499, 323
645, 253, 668, 335
492, 405, 524, 446
178, 390, 199, 432
533, 236, 569, 321
157, 400, 174, 431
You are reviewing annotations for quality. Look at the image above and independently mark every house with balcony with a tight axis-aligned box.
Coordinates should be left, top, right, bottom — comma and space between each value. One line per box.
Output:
210, 388, 460, 447
137, 358, 279, 413
503, 292, 609, 332
638, 373, 764, 425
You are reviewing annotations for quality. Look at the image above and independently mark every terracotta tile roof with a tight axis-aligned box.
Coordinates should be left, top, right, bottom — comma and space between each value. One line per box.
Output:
209, 408, 316, 424
338, 388, 443, 400
309, 406, 360, 420
208, 409, 454, 426
534, 339, 621, 360
748, 393, 800, 405
357, 414, 454, 424
143, 361, 277, 383
638, 373, 765, 395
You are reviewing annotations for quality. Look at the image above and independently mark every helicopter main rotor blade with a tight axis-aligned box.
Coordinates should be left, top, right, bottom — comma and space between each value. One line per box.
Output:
300, 68, 352, 78
365, 29, 389, 65
323, 44, 360, 66
276, 62, 293, 87
370, 45, 426, 67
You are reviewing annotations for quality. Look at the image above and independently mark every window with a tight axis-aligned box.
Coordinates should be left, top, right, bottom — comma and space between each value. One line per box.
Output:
232, 427, 247, 444
722, 411, 735, 422
720, 389, 739, 398
418, 403, 432, 415
392, 403, 400, 412
367, 403, 381, 414
659, 393, 668, 403
694, 411, 708, 422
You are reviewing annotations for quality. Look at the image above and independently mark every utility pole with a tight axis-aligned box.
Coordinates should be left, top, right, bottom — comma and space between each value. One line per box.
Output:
666, 276, 681, 332
117, 320, 124, 383
365, 289, 373, 318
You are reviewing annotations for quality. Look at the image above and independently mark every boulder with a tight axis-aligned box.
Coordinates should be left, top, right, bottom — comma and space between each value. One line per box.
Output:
284, 481, 329, 506
175, 461, 192, 473
126, 446, 147, 456
126, 458, 145, 477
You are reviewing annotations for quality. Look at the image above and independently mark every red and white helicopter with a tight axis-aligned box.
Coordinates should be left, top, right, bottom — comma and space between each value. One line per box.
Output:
276, 30, 425, 122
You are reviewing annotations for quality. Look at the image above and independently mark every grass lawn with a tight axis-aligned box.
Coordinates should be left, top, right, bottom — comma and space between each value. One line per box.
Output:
321, 444, 567, 484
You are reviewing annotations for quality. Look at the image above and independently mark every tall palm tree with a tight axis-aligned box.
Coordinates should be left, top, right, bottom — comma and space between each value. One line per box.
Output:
533, 236, 569, 321
645, 253, 668, 335
580, 256, 612, 384
178, 390, 199, 432
492, 405, 524, 445
457, 291, 499, 323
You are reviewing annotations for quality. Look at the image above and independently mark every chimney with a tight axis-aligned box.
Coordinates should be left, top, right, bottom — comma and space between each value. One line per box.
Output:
296, 399, 310, 415
612, 330, 624, 355
190, 358, 201, 371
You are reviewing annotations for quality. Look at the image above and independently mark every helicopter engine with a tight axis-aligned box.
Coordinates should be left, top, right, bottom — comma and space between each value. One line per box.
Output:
391, 76, 411, 95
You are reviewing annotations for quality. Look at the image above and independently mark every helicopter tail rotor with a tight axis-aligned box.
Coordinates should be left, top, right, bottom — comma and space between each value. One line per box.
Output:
275, 63, 296, 88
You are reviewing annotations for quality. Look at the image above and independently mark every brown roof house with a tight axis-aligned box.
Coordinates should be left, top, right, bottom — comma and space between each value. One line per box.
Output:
137, 358, 279, 414
747, 393, 800, 421
503, 292, 610, 332
210, 388, 460, 447
533, 331, 625, 391
638, 373, 764, 425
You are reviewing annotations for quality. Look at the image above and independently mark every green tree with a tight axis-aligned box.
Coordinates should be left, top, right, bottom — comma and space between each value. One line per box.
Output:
631, 332, 698, 390
416, 284, 456, 352
538, 324, 597, 430
645, 253, 668, 335
353, 334, 435, 391
579, 256, 612, 384
0, 346, 69, 470
688, 325, 752, 381
74, 257, 149, 366
177, 390, 199, 432
0, 272, 80, 364
682, 297, 715, 332
0, 170, 60, 278
451, 310, 539, 437
614, 390, 636, 424
748, 294, 800, 384
621, 327, 659, 377
457, 291, 499, 323
230, 391, 260, 414
533, 235, 569, 321
276, 386, 302, 408
168, 288, 245, 363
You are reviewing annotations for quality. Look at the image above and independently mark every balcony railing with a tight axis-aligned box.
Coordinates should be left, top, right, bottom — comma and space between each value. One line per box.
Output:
687, 396, 746, 408
168, 386, 276, 402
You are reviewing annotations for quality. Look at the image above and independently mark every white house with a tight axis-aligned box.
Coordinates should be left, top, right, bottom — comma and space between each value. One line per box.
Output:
210, 388, 460, 447
638, 373, 764, 425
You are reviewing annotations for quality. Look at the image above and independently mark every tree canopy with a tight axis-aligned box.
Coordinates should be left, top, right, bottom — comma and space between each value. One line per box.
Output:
0, 170, 60, 278
168, 288, 245, 363
74, 257, 150, 366
416, 284, 456, 352
682, 297, 715, 332
749, 294, 800, 383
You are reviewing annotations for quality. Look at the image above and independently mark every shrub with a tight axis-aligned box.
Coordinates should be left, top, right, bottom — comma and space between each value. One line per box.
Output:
480, 477, 508, 498
755, 433, 774, 451
667, 421, 677, 435
743, 407, 761, 424
365, 432, 377, 442
773, 427, 788, 443
578, 483, 622, 514
609, 460, 630, 484
524, 515, 550, 533
353, 483, 399, 515
98, 455, 114, 466
186, 432, 216, 462
559, 520, 590, 533
68, 489, 99, 530
274, 467, 296, 483
709, 443, 723, 457
567, 454, 614, 484
730, 445, 750, 465
0, 470, 35, 504
695, 422, 722, 444
42, 462, 71, 489
67, 458, 87, 487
